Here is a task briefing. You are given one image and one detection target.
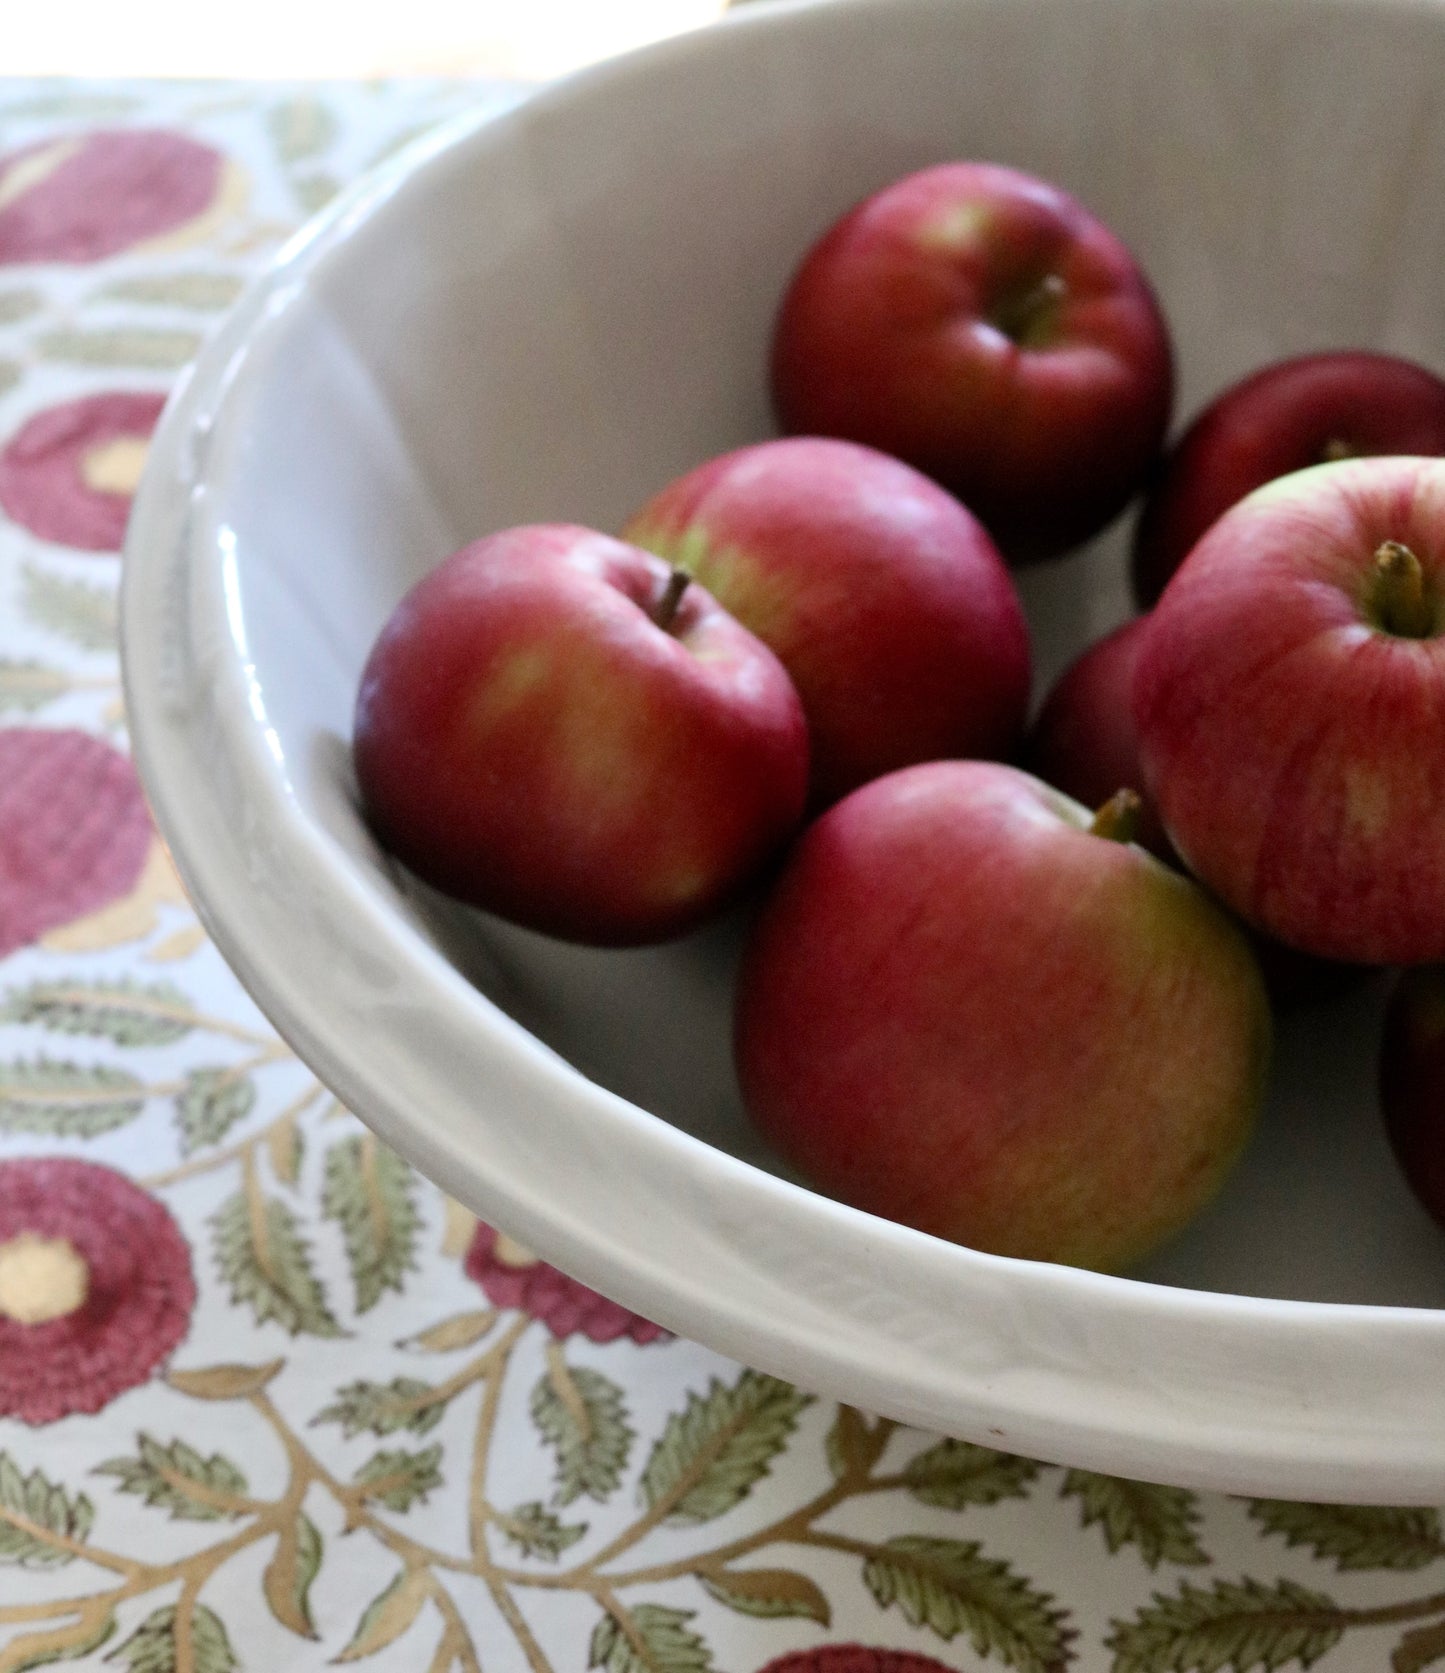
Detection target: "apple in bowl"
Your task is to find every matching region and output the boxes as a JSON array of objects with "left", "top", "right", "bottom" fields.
[
  {"left": 769, "top": 162, "right": 1174, "bottom": 562},
  {"left": 1135, "top": 455, "right": 1445, "bottom": 965},
  {"left": 624, "top": 436, "right": 1030, "bottom": 805},
  {"left": 734, "top": 760, "right": 1270, "bottom": 1272},
  {"left": 1132, "top": 350, "right": 1445, "bottom": 604},
  {"left": 353, "top": 525, "right": 809, "bottom": 946}
]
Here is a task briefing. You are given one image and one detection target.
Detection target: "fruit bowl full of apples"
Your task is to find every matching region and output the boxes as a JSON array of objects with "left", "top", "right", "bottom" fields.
[{"left": 121, "top": 0, "right": 1445, "bottom": 1504}]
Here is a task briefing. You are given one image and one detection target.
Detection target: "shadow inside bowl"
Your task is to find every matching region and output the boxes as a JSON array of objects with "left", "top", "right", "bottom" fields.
[
  {"left": 412, "top": 880, "right": 802, "bottom": 1178},
  {"left": 312, "top": 723, "right": 1445, "bottom": 1311}
]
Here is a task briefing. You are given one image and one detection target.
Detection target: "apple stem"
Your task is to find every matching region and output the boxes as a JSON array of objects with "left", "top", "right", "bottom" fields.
[
  {"left": 654, "top": 568, "right": 691, "bottom": 632},
  {"left": 990, "top": 272, "right": 1067, "bottom": 348},
  {"left": 1089, "top": 788, "right": 1143, "bottom": 845},
  {"left": 1372, "top": 541, "right": 1435, "bottom": 638},
  {"left": 1320, "top": 437, "right": 1354, "bottom": 463}
]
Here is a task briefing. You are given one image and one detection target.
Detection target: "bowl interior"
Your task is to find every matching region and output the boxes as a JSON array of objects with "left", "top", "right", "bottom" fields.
[{"left": 215, "top": 0, "right": 1445, "bottom": 1309}]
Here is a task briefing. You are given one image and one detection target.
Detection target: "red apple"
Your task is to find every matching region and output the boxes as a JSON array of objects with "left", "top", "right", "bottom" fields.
[
  {"left": 622, "top": 437, "right": 1030, "bottom": 805},
  {"left": 1135, "top": 455, "right": 1445, "bottom": 965},
  {"left": 1024, "top": 616, "right": 1173, "bottom": 861},
  {"left": 353, "top": 524, "right": 808, "bottom": 946},
  {"left": 1132, "top": 350, "right": 1445, "bottom": 605},
  {"left": 734, "top": 760, "right": 1270, "bottom": 1271},
  {"left": 769, "top": 162, "right": 1173, "bottom": 562},
  {"left": 1380, "top": 965, "right": 1445, "bottom": 1228}
]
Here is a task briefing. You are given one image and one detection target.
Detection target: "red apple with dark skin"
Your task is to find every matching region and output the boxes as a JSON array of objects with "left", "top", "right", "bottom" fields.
[
  {"left": 1025, "top": 616, "right": 1174, "bottom": 861},
  {"left": 353, "top": 524, "right": 809, "bottom": 946},
  {"left": 1025, "top": 615, "right": 1364, "bottom": 1006},
  {"left": 623, "top": 436, "right": 1030, "bottom": 806},
  {"left": 769, "top": 162, "right": 1174, "bottom": 562},
  {"left": 1380, "top": 965, "right": 1445, "bottom": 1229},
  {"left": 1133, "top": 350, "right": 1445, "bottom": 605},
  {"left": 1135, "top": 455, "right": 1445, "bottom": 965},
  {"left": 734, "top": 761, "right": 1270, "bottom": 1271}
]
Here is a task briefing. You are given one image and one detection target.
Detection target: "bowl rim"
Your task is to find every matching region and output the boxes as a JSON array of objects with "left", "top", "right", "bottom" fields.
[{"left": 122, "top": 0, "right": 1445, "bottom": 1504}]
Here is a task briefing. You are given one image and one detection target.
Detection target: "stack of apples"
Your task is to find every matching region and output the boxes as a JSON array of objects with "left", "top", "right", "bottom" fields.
[{"left": 353, "top": 160, "right": 1445, "bottom": 1274}]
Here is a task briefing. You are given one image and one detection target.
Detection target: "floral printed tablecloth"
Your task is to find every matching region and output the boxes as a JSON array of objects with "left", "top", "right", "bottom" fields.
[{"left": 1, "top": 74, "right": 1444, "bottom": 1673}]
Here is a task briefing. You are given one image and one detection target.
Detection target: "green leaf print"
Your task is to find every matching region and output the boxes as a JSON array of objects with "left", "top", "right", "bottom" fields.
[
  {"left": 1062, "top": 1470, "right": 1208, "bottom": 1569},
  {"left": 175, "top": 1067, "right": 256, "bottom": 1154},
  {"left": 0, "top": 1057, "right": 145, "bottom": 1137},
  {"left": 1106, "top": 1577, "right": 1345, "bottom": 1673},
  {"left": 588, "top": 1605, "right": 712, "bottom": 1673},
  {"left": 862, "top": 1535, "right": 1071, "bottom": 1672},
  {"left": 98, "top": 274, "right": 245, "bottom": 311},
  {"left": 36, "top": 329, "right": 201, "bottom": 370},
  {"left": 1248, "top": 1500, "right": 1443, "bottom": 1571},
  {"left": 105, "top": 1605, "right": 238, "bottom": 1673},
  {"left": 499, "top": 1500, "right": 588, "bottom": 1561},
  {"left": 210, "top": 1188, "right": 343, "bottom": 1338},
  {"left": 530, "top": 1362, "right": 633, "bottom": 1506},
  {"left": 905, "top": 1438, "right": 1040, "bottom": 1509},
  {"left": 20, "top": 567, "right": 116, "bottom": 652},
  {"left": 321, "top": 1135, "right": 420, "bottom": 1312},
  {"left": 0, "top": 979, "right": 195, "bottom": 1046},
  {"left": 94, "top": 1436, "right": 249, "bottom": 1522},
  {"left": 639, "top": 1369, "right": 810, "bottom": 1525},
  {"left": 353, "top": 1445, "right": 444, "bottom": 1514},
  {"left": 0, "top": 1454, "right": 94, "bottom": 1567},
  {"left": 313, "top": 1376, "right": 448, "bottom": 1438}
]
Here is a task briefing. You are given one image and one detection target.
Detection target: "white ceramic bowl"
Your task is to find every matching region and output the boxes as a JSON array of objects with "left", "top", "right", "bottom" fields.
[{"left": 123, "top": 0, "right": 1445, "bottom": 1503}]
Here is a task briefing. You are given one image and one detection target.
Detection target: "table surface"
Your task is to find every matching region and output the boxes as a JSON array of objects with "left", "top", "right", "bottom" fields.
[{"left": 2, "top": 75, "right": 1444, "bottom": 1673}]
